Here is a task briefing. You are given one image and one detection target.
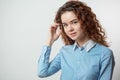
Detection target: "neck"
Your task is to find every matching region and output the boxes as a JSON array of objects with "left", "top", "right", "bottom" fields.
[{"left": 76, "top": 37, "right": 90, "bottom": 47}]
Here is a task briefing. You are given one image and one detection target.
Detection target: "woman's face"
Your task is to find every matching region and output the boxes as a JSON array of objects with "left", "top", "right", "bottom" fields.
[{"left": 61, "top": 11, "right": 85, "bottom": 41}]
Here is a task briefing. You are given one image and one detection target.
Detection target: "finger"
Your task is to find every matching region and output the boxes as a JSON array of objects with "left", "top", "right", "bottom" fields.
[
  {"left": 50, "top": 23, "right": 60, "bottom": 32},
  {"left": 51, "top": 23, "right": 59, "bottom": 27},
  {"left": 56, "top": 25, "right": 62, "bottom": 36},
  {"left": 57, "top": 29, "right": 62, "bottom": 36}
]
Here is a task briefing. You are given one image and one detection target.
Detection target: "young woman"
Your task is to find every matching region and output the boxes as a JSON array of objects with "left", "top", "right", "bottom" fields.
[{"left": 38, "top": 1, "right": 115, "bottom": 80}]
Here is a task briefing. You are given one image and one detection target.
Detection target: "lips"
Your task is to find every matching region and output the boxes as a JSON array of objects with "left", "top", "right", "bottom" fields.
[{"left": 69, "top": 32, "right": 77, "bottom": 37}]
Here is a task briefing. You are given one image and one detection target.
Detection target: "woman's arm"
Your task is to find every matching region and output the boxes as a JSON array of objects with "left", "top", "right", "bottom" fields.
[
  {"left": 38, "top": 23, "right": 62, "bottom": 78},
  {"left": 98, "top": 49, "right": 115, "bottom": 80},
  {"left": 38, "top": 45, "right": 61, "bottom": 78},
  {"left": 46, "top": 23, "right": 61, "bottom": 47}
]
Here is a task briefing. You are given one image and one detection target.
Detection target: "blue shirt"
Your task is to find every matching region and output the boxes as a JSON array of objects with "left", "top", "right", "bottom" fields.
[{"left": 38, "top": 40, "right": 115, "bottom": 80}]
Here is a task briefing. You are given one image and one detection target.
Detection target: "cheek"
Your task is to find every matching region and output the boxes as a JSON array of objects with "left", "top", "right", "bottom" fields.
[
  {"left": 76, "top": 26, "right": 82, "bottom": 32},
  {"left": 62, "top": 28, "right": 68, "bottom": 36},
  {"left": 63, "top": 28, "right": 68, "bottom": 34},
  {"left": 79, "top": 29, "right": 84, "bottom": 34},
  {"left": 76, "top": 27, "right": 84, "bottom": 35}
]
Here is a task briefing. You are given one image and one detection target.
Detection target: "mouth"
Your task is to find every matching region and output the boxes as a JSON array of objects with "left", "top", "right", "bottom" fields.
[{"left": 69, "top": 32, "right": 77, "bottom": 37}]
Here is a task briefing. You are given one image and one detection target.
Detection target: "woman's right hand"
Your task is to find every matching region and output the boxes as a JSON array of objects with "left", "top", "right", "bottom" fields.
[{"left": 46, "top": 23, "right": 61, "bottom": 47}]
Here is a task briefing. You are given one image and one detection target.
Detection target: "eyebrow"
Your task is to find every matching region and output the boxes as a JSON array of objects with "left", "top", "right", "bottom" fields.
[
  {"left": 62, "top": 19, "right": 78, "bottom": 24},
  {"left": 71, "top": 19, "right": 78, "bottom": 22}
]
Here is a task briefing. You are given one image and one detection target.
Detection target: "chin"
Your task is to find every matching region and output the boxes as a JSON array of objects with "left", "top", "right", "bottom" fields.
[{"left": 70, "top": 37, "right": 78, "bottom": 41}]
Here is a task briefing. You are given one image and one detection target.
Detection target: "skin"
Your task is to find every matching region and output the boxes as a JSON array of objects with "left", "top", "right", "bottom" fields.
[{"left": 46, "top": 11, "right": 89, "bottom": 47}]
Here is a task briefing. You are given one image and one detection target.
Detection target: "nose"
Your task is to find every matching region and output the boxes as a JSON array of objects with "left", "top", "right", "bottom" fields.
[{"left": 68, "top": 24, "right": 74, "bottom": 32}]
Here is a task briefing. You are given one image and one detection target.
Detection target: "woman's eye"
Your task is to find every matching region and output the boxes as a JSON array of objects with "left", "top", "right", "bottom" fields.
[
  {"left": 72, "top": 21, "right": 78, "bottom": 24},
  {"left": 62, "top": 24, "right": 67, "bottom": 27}
]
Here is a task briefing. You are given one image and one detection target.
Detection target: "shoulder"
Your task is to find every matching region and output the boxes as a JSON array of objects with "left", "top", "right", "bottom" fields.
[
  {"left": 95, "top": 43, "right": 113, "bottom": 57},
  {"left": 95, "top": 44, "right": 115, "bottom": 65}
]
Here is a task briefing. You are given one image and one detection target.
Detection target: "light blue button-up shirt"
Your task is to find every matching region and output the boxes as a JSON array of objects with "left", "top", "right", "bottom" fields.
[{"left": 38, "top": 40, "right": 115, "bottom": 80}]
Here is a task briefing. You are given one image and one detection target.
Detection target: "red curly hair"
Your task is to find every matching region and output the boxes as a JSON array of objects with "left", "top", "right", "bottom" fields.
[{"left": 54, "top": 1, "right": 109, "bottom": 47}]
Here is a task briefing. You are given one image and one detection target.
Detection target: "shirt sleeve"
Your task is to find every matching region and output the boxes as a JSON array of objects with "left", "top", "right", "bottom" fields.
[
  {"left": 98, "top": 49, "right": 115, "bottom": 80},
  {"left": 38, "top": 45, "right": 61, "bottom": 78}
]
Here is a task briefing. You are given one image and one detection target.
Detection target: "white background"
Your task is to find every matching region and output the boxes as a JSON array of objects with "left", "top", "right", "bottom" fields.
[{"left": 0, "top": 0, "right": 120, "bottom": 80}]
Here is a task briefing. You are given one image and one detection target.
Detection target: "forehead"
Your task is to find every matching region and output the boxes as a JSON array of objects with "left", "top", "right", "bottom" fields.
[{"left": 61, "top": 11, "right": 78, "bottom": 23}]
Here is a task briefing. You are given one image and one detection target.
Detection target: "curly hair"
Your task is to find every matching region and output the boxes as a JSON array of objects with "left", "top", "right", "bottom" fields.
[{"left": 54, "top": 1, "right": 109, "bottom": 47}]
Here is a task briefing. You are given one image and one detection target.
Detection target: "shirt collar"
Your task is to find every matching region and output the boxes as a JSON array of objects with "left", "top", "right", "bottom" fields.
[{"left": 73, "top": 39, "right": 96, "bottom": 52}]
